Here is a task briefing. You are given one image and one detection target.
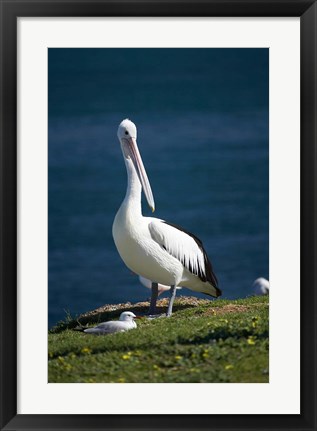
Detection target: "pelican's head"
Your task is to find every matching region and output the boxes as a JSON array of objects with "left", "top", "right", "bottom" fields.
[
  {"left": 117, "top": 119, "right": 155, "bottom": 212},
  {"left": 117, "top": 118, "right": 137, "bottom": 141},
  {"left": 119, "top": 311, "right": 137, "bottom": 322}
]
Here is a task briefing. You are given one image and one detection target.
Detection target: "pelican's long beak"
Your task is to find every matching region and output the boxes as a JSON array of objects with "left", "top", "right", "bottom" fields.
[{"left": 122, "top": 137, "right": 155, "bottom": 212}]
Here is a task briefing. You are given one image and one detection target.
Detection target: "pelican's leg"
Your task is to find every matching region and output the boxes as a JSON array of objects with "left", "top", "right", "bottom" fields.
[
  {"left": 148, "top": 282, "right": 159, "bottom": 315},
  {"left": 166, "top": 285, "right": 177, "bottom": 317}
]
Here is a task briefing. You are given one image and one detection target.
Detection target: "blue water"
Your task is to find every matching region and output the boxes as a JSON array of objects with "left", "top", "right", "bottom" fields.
[{"left": 48, "top": 48, "right": 269, "bottom": 328}]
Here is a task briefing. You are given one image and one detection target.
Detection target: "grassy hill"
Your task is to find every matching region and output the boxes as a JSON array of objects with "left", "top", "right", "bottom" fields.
[{"left": 48, "top": 295, "right": 269, "bottom": 383}]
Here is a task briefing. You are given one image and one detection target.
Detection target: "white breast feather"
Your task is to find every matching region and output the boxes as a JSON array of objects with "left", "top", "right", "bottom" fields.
[{"left": 148, "top": 220, "right": 205, "bottom": 278}]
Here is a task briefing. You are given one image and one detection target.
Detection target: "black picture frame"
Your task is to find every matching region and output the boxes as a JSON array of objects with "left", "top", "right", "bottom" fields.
[{"left": 1, "top": 1, "right": 316, "bottom": 430}]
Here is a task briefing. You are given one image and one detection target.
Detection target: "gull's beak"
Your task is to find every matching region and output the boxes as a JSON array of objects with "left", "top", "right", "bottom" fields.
[{"left": 122, "top": 137, "right": 155, "bottom": 212}]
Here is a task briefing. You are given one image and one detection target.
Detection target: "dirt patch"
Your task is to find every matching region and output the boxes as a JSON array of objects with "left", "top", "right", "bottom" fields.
[
  {"left": 79, "top": 296, "right": 211, "bottom": 320},
  {"left": 76, "top": 297, "right": 254, "bottom": 323},
  {"left": 203, "top": 304, "right": 250, "bottom": 316}
]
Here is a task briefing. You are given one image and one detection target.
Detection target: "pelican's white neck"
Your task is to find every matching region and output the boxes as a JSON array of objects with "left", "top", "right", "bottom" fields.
[{"left": 121, "top": 157, "right": 142, "bottom": 217}]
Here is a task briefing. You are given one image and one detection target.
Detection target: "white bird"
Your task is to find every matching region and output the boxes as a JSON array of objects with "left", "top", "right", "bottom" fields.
[
  {"left": 139, "top": 275, "right": 182, "bottom": 295},
  {"left": 83, "top": 311, "right": 138, "bottom": 335},
  {"left": 253, "top": 277, "right": 269, "bottom": 296},
  {"left": 112, "top": 119, "right": 221, "bottom": 316}
]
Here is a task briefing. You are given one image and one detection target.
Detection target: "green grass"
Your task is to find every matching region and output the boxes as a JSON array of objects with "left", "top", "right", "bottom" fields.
[{"left": 48, "top": 295, "right": 269, "bottom": 383}]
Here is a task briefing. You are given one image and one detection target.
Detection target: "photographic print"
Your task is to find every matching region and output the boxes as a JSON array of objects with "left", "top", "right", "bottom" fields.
[
  {"left": 1, "top": 0, "right": 315, "bottom": 426},
  {"left": 48, "top": 48, "right": 269, "bottom": 383}
]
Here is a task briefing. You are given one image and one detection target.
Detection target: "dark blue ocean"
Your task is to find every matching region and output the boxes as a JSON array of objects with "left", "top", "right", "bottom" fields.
[{"left": 48, "top": 48, "right": 269, "bottom": 328}]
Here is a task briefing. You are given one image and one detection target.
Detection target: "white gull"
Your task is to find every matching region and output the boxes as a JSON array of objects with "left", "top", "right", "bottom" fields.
[
  {"left": 84, "top": 311, "right": 138, "bottom": 335},
  {"left": 253, "top": 278, "right": 269, "bottom": 296}
]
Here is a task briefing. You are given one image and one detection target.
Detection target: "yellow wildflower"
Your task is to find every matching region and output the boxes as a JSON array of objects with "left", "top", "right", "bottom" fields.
[
  {"left": 81, "top": 347, "right": 92, "bottom": 354},
  {"left": 252, "top": 317, "right": 259, "bottom": 328},
  {"left": 225, "top": 364, "right": 234, "bottom": 370},
  {"left": 202, "top": 349, "right": 209, "bottom": 358},
  {"left": 64, "top": 363, "right": 73, "bottom": 371},
  {"left": 122, "top": 351, "right": 133, "bottom": 360},
  {"left": 247, "top": 336, "right": 256, "bottom": 345}
]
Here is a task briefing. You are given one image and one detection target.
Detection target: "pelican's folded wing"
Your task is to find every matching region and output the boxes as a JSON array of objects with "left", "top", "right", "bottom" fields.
[{"left": 148, "top": 220, "right": 218, "bottom": 288}]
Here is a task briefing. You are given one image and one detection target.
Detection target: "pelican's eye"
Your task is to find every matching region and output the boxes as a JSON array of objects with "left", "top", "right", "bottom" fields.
[{"left": 125, "top": 130, "right": 129, "bottom": 135}]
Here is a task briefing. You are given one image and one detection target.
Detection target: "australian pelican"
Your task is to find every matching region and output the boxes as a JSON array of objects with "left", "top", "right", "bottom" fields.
[{"left": 112, "top": 119, "right": 221, "bottom": 316}]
